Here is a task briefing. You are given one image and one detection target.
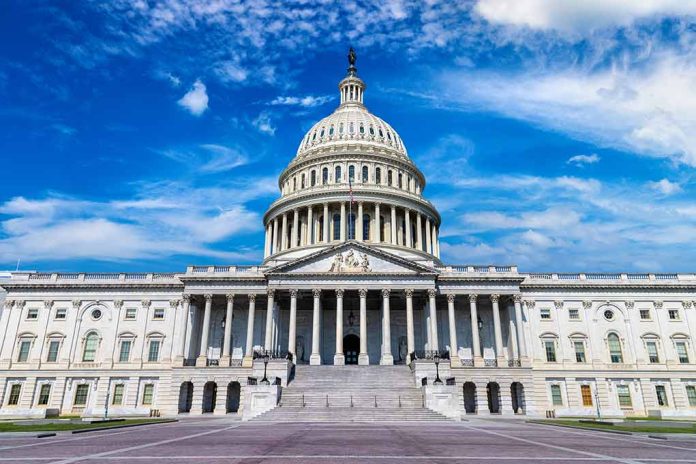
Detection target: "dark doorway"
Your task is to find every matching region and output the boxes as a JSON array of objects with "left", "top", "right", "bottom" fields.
[
  {"left": 226, "top": 382, "right": 241, "bottom": 413},
  {"left": 487, "top": 382, "right": 500, "bottom": 414},
  {"left": 202, "top": 381, "right": 217, "bottom": 413},
  {"left": 344, "top": 334, "right": 359, "bottom": 364},
  {"left": 178, "top": 382, "right": 193, "bottom": 413},
  {"left": 463, "top": 382, "right": 477, "bottom": 414},
  {"left": 511, "top": 382, "right": 525, "bottom": 414}
]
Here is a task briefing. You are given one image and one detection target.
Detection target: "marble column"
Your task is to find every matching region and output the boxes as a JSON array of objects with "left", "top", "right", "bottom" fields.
[
  {"left": 196, "top": 294, "right": 212, "bottom": 366},
  {"left": 390, "top": 205, "right": 397, "bottom": 245},
  {"left": 447, "top": 294, "right": 459, "bottom": 363},
  {"left": 307, "top": 206, "right": 313, "bottom": 245},
  {"left": 334, "top": 289, "right": 345, "bottom": 365},
  {"left": 176, "top": 294, "right": 191, "bottom": 363},
  {"left": 358, "top": 289, "right": 369, "bottom": 365},
  {"left": 340, "top": 202, "right": 346, "bottom": 241},
  {"left": 491, "top": 294, "right": 505, "bottom": 364},
  {"left": 264, "top": 289, "right": 275, "bottom": 351},
  {"left": 292, "top": 209, "right": 299, "bottom": 248},
  {"left": 264, "top": 225, "right": 271, "bottom": 257},
  {"left": 272, "top": 217, "right": 279, "bottom": 254},
  {"left": 243, "top": 294, "right": 256, "bottom": 367},
  {"left": 469, "top": 294, "right": 482, "bottom": 365},
  {"left": 380, "top": 289, "right": 393, "bottom": 365},
  {"left": 428, "top": 289, "right": 439, "bottom": 352},
  {"left": 513, "top": 295, "right": 526, "bottom": 360},
  {"left": 404, "top": 209, "right": 411, "bottom": 248},
  {"left": 281, "top": 213, "right": 288, "bottom": 250},
  {"left": 357, "top": 202, "right": 364, "bottom": 241},
  {"left": 431, "top": 226, "right": 438, "bottom": 258},
  {"left": 288, "top": 289, "right": 297, "bottom": 363},
  {"left": 221, "top": 294, "right": 234, "bottom": 366},
  {"left": 425, "top": 217, "right": 432, "bottom": 254},
  {"left": 374, "top": 203, "right": 381, "bottom": 243},
  {"left": 416, "top": 213, "right": 423, "bottom": 251},
  {"left": 405, "top": 289, "right": 415, "bottom": 362},
  {"left": 310, "top": 289, "right": 322, "bottom": 365},
  {"left": 323, "top": 202, "right": 329, "bottom": 243}
]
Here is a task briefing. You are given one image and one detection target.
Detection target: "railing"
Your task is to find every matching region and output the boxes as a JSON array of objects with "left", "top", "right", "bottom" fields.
[
  {"left": 253, "top": 349, "right": 293, "bottom": 361},
  {"left": 525, "top": 272, "right": 693, "bottom": 282},
  {"left": 508, "top": 359, "right": 522, "bottom": 367},
  {"left": 483, "top": 359, "right": 498, "bottom": 367},
  {"left": 206, "top": 359, "right": 220, "bottom": 367},
  {"left": 410, "top": 350, "right": 450, "bottom": 361},
  {"left": 460, "top": 358, "right": 474, "bottom": 367}
]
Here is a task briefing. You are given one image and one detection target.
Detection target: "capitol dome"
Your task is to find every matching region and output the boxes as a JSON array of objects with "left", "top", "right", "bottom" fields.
[{"left": 262, "top": 49, "right": 441, "bottom": 264}]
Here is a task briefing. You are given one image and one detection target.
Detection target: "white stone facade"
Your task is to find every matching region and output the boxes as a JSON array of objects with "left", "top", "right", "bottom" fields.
[{"left": 1, "top": 54, "right": 695, "bottom": 420}]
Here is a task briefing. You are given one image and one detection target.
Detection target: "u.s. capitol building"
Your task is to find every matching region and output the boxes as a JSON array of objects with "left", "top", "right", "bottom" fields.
[{"left": 1, "top": 52, "right": 695, "bottom": 421}]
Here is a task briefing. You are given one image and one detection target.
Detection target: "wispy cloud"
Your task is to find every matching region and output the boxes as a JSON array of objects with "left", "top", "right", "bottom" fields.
[
  {"left": 567, "top": 153, "right": 600, "bottom": 166},
  {"left": 648, "top": 178, "right": 682, "bottom": 196},
  {"left": 178, "top": 79, "right": 208, "bottom": 116},
  {"left": 158, "top": 144, "right": 249, "bottom": 173},
  {"left": 252, "top": 111, "right": 275, "bottom": 135},
  {"left": 269, "top": 95, "right": 333, "bottom": 107}
]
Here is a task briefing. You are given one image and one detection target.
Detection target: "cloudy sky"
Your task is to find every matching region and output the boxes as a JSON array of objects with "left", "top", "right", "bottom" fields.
[{"left": 1, "top": 0, "right": 695, "bottom": 273}]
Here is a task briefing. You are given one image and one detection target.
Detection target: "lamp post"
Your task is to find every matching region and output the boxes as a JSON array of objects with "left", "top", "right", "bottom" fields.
[
  {"left": 260, "top": 353, "right": 270, "bottom": 385},
  {"left": 594, "top": 382, "right": 601, "bottom": 420},
  {"left": 433, "top": 352, "right": 443, "bottom": 385},
  {"left": 104, "top": 389, "right": 110, "bottom": 420}
]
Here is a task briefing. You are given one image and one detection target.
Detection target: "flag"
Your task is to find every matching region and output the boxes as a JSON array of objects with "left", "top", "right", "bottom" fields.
[{"left": 348, "top": 177, "right": 355, "bottom": 205}]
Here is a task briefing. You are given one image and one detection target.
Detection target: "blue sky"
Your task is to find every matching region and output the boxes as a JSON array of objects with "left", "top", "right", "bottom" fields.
[{"left": 1, "top": 1, "right": 695, "bottom": 273}]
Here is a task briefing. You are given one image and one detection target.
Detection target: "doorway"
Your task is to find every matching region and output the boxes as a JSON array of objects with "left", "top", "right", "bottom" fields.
[{"left": 344, "top": 334, "right": 360, "bottom": 364}]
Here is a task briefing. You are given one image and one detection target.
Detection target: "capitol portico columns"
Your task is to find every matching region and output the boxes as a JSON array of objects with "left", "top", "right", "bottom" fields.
[
  {"left": 243, "top": 294, "right": 256, "bottom": 367},
  {"left": 428, "top": 289, "right": 439, "bottom": 352},
  {"left": 357, "top": 202, "right": 363, "bottom": 241},
  {"left": 281, "top": 213, "right": 288, "bottom": 250},
  {"left": 358, "top": 289, "right": 369, "bottom": 365},
  {"left": 310, "top": 289, "right": 322, "bottom": 365},
  {"left": 288, "top": 290, "right": 298, "bottom": 362},
  {"left": 374, "top": 204, "right": 381, "bottom": 244},
  {"left": 513, "top": 294, "right": 526, "bottom": 361},
  {"left": 380, "top": 289, "right": 393, "bottom": 365},
  {"left": 292, "top": 209, "right": 299, "bottom": 248},
  {"left": 306, "top": 206, "right": 313, "bottom": 245},
  {"left": 196, "top": 294, "right": 213, "bottom": 366},
  {"left": 264, "top": 289, "right": 275, "bottom": 351},
  {"left": 390, "top": 206, "right": 397, "bottom": 244},
  {"left": 491, "top": 294, "right": 505, "bottom": 365},
  {"left": 323, "top": 203, "right": 329, "bottom": 244},
  {"left": 176, "top": 294, "right": 191, "bottom": 363},
  {"left": 340, "top": 203, "right": 346, "bottom": 241},
  {"left": 334, "top": 289, "right": 345, "bottom": 365},
  {"left": 405, "top": 289, "right": 415, "bottom": 362},
  {"left": 469, "top": 294, "right": 482, "bottom": 366},
  {"left": 425, "top": 218, "right": 432, "bottom": 254},
  {"left": 221, "top": 293, "right": 234, "bottom": 366},
  {"left": 447, "top": 294, "right": 459, "bottom": 365},
  {"left": 416, "top": 214, "right": 423, "bottom": 251}
]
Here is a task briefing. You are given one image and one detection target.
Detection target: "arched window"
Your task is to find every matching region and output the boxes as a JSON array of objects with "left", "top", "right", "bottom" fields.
[
  {"left": 339, "top": 123, "right": 344, "bottom": 134},
  {"left": 608, "top": 333, "right": 623, "bottom": 363},
  {"left": 332, "top": 214, "right": 341, "bottom": 240},
  {"left": 362, "top": 166, "right": 368, "bottom": 183},
  {"left": 369, "top": 126, "right": 375, "bottom": 136},
  {"left": 318, "top": 216, "right": 324, "bottom": 242},
  {"left": 310, "top": 170, "right": 316, "bottom": 187},
  {"left": 292, "top": 177, "right": 297, "bottom": 191},
  {"left": 322, "top": 167, "right": 328, "bottom": 185},
  {"left": 82, "top": 332, "right": 99, "bottom": 362},
  {"left": 359, "top": 124, "right": 365, "bottom": 134},
  {"left": 348, "top": 213, "right": 356, "bottom": 240},
  {"left": 375, "top": 167, "right": 381, "bottom": 184},
  {"left": 398, "top": 173, "right": 403, "bottom": 188},
  {"left": 329, "top": 125, "right": 334, "bottom": 136},
  {"left": 335, "top": 166, "right": 342, "bottom": 182},
  {"left": 349, "top": 165, "right": 355, "bottom": 182},
  {"left": 363, "top": 214, "right": 370, "bottom": 240},
  {"left": 387, "top": 170, "right": 393, "bottom": 186},
  {"left": 320, "top": 127, "right": 325, "bottom": 137},
  {"left": 301, "top": 173, "right": 306, "bottom": 188}
]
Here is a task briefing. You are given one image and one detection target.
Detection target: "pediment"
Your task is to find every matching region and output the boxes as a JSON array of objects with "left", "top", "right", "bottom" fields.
[{"left": 266, "top": 242, "right": 437, "bottom": 276}]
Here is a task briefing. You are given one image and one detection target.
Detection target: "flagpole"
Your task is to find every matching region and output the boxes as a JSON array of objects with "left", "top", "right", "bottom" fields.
[{"left": 349, "top": 178, "right": 353, "bottom": 240}]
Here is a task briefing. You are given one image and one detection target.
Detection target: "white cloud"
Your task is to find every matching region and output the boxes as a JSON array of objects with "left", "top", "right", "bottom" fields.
[
  {"left": 648, "top": 178, "right": 682, "bottom": 196},
  {"left": 269, "top": 95, "right": 333, "bottom": 107},
  {"left": 167, "top": 72, "right": 181, "bottom": 87},
  {"left": 198, "top": 144, "right": 248, "bottom": 172},
  {"left": 177, "top": 79, "right": 208, "bottom": 116},
  {"left": 475, "top": 0, "right": 696, "bottom": 34},
  {"left": 567, "top": 153, "right": 600, "bottom": 166},
  {"left": 252, "top": 111, "right": 275, "bottom": 135}
]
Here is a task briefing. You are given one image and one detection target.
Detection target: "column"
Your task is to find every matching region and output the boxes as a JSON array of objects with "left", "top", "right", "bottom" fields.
[
  {"left": 334, "top": 289, "right": 345, "bottom": 365},
  {"left": 416, "top": 213, "right": 423, "bottom": 251},
  {"left": 358, "top": 289, "right": 369, "bottom": 365},
  {"left": 428, "top": 289, "right": 439, "bottom": 352},
  {"left": 307, "top": 206, "right": 313, "bottom": 245},
  {"left": 272, "top": 217, "right": 279, "bottom": 254},
  {"left": 176, "top": 294, "right": 191, "bottom": 362},
  {"left": 435, "top": 227, "right": 441, "bottom": 258},
  {"left": 340, "top": 202, "right": 346, "bottom": 241},
  {"left": 221, "top": 293, "right": 234, "bottom": 366},
  {"left": 196, "top": 294, "right": 212, "bottom": 366},
  {"left": 431, "top": 226, "right": 438, "bottom": 258},
  {"left": 491, "top": 294, "right": 505, "bottom": 365},
  {"left": 323, "top": 203, "right": 329, "bottom": 243},
  {"left": 292, "top": 209, "right": 299, "bottom": 248},
  {"left": 405, "top": 289, "right": 415, "bottom": 363},
  {"left": 447, "top": 294, "right": 459, "bottom": 364},
  {"left": 281, "top": 212, "right": 288, "bottom": 250},
  {"left": 380, "top": 289, "right": 393, "bottom": 365},
  {"left": 374, "top": 203, "right": 381, "bottom": 244},
  {"left": 404, "top": 209, "right": 411, "bottom": 248},
  {"left": 425, "top": 217, "right": 432, "bottom": 254},
  {"left": 264, "top": 289, "right": 275, "bottom": 351},
  {"left": 264, "top": 224, "right": 271, "bottom": 257},
  {"left": 513, "top": 295, "right": 527, "bottom": 360},
  {"left": 288, "top": 290, "right": 298, "bottom": 363},
  {"left": 310, "top": 289, "right": 322, "bottom": 365},
  {"left": 243, "top": 294, "right": 256, "bottom": 367},
  {"left": 357, "top": 202, "right": 363, "bottom": 241},
  {"left": 469, "top": 294, "right": 482, "bottom": 365},
  {"left": 390, "top": 205, "right": 397, "bottom": 245}
]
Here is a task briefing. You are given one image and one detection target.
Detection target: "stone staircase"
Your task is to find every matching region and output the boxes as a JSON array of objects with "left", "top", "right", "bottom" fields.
[{"left": 252, "top": 365, "right": 451, "bottom": 422}]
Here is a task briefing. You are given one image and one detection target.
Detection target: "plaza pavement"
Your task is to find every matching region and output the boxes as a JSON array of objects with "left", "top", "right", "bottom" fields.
[{"left": 1, "top": 417, "right": 695, "bottom": 463}]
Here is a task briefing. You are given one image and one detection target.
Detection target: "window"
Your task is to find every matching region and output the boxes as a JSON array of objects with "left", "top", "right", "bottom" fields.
[
  {"left": 119, "top": 340, "right": 132, "bottom": 362},
  {"left": 655, "top": 385, "right": 669, "bottom": 406},
  {"left": 153, "top": 308, "right": 165, "bottom": 320},
  {"left": 686, "top": 386, "right": 696, "bottom": 407},
  {"left": 550, "top": 385, "right": 563, "bottom": 406},
  {"left": 540, "top": 309, "right": 551, "bottom": 320},
  {"left": 375, "top": 167, "right": 381, "bottom": 184},
  {"left": 46, "top": 340, "right": 60, "bottom": 363},
  {"left": 608, "top": 333, "right": 623, "bottom": 363},
  {"left": 7, "top": 384, "right": 21, "bottom": 405},
  {"left": 125, "top": 308, "right": 137, "bottom": 320},
  {"left": 646, "top": 341, "right": 659, "bottom": 363},
  {"left": 147, "top": 339, "right": 161, "bottom": 362},
  {"left": 74, "top": 384, "right": 89, "bottom": 406},
  {"left": 568, "top": 309, "right": 579, "bottom": 320},
  {"left": 603, "top": 309, "right": 614, "bottom": 321},
  {"left": 37, "top": 384, "right": 51, "bottom": 405},
  {"left": 17, "top": 340, "right": 31, "bottom": 362},
  {"left": 55, "top": 308, "right": 67, "bottom": 320},
  {"left": 332, "top": 213, "right": 341, "bottom": 240},
  {"left": 676, "top": 342, "right": 690, "bottom": 364},
  {"left": 387, "top": 170, "right": 393, "bottom": 186},
  {"left": 310, "top": 170, "right": 316, "bottom": 186},
  {"left": 82, "top": 333, "right": 99, "bottom": 362},
  {"left": 112, "top": 384, "right": 124, "bottom": 405},
  {"left": 292, "top": 177, "right": 297, "bottom": 190},
  {"left": 616, "top": 384, "right": 632, "bottom": 408},
  {"left": 301, "top": 173, "right": 306, "bottom": 188},
  {"left": 640, "top": 309, "right": 651, "bottom": 320},
  {"left": 142, "top": 384, "right": 154, "bottom": 405},
  {"left": 318, "top": 216, "right": 324, "bottom": 242},
  {"left": 669, "top": 309, "right": 679, "bottom": 320},
  {"left": 347, "top": 213, "right": 356, "bottom": 240},
  {"left": 362, "top": 166, "right": 368, "bottom": 182},
  {"left": 90, "top": 308, "right": 102, "bottom": 320},
  {"left": 574, "top": 341, "right": 586, "bottom": 363},
  {"left": 322, "top": 167, "right": 328, "bottom": 185},
  {"left": 26, "top": 309, "right": 39, "bottom": 320},
  {"left": 335, "top": 166, "right": 342, "bottom": 182},
  {"left": 363, "top": 214, "right": 370, "bottom": 240},
  {"left": 581, "top": 385, "right": 593, "bottom": 407},
  {"left": 544, "top": 340, "right": 556, "bottom": 362},
  {"left": 398, "top": 173, "right": 403, "bottom": 188},
  {"left": 348, "top": 165, "right": 355, "bottom": 182}
]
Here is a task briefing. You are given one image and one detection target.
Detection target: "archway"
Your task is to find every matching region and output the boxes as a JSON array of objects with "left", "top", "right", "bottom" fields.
[
  {"left": 344, "top": 334, "right": 360, "bottom": 364},
  {"left": 463, "top": 382, "right": 477, "bottom": 414},
  {"left": 511, "top": 382, "right": 525, "bottom": 414},
  {"left": 178, "top": 382, "right": 193, "bottom": 413},
  {"left": 202, "top": 381, "right": 217, "bottom": 413},
  {"left": 226, "top": 381, "right": 241, "bottom": 413},
  {"left": 487, "top": 382, "right": 500, "bottom": 414}
]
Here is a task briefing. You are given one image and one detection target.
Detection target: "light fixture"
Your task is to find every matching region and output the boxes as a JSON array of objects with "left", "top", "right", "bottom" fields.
[{"left": 478, "top": 317, "right": 483, "bottom": 330}]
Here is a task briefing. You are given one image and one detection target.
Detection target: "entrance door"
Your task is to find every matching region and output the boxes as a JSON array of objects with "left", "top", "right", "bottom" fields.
[{"left": 344, "top": 334, "right": 360, "bottom": 364}]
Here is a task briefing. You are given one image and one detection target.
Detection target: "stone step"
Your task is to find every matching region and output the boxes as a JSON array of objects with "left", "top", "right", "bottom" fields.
[{"left": 253, "top": 407, "right": 451, "bottom": 422}]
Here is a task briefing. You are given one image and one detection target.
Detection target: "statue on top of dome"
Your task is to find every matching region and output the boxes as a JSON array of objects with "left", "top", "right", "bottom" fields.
[{"left": 348, "top": 47, "right": 356, "bottom": 66}]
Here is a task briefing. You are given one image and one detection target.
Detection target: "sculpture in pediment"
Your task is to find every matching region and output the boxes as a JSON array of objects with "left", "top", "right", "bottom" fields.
[{"left": 328, "top": 250, "right": 371, "bottom": 273}]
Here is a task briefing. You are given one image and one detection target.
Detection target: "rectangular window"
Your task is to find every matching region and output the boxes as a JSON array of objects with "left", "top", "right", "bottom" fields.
[
  {"left": 568, "top": 308, "right": 580, "bottom": 320},
  {"left": 46, "top": 340, "right": 60, "bottom": 363},
  {"left": 639, "top": 309, "right": 650, "bottom": 320},
  {"left": 112, "top": 384, "right": 124, "bottom": 405},
  {"left": 676, "top": 342, "right": 690, "bottom": 364},
  {"left": 550, "top": 384, "right": 563, "bottom": 406},
  {"left": 574, "top": 341, "right": 586, "bottom": 363},
  {"left": 544, "top": 341, "right": 556, "bottom": 362},
  {"left": 616, "top": 385, "right": 632, "bottom": 408},
  {"left": 119, "top": 340, "right": 132, "bottom": 362},
  {"left": 125, "top": 308, "right": 137, "bottom": 320},
  {"left": 668, "top": 309, "right": 679, "bottom": 320},
  {"left": 646, "top": 342, "right": 659, "bottom": 363},
  {"left": 37, "top": 384, "right": 51, "bottom": 405},
  {"left": 581, "top": 385, "right": 593, "bottom": 407},
  {"left": 17, "top": 340, "right": 31, "bottom": 362},
  {"left": 7, "top": 384, "right": 21, "bottom": 405},
  {"left": 142, "top": 384, "right": 154, "bottom": 405},
  {"left": 55, "top": 308, "right": 67, "bottom": 320},
  {"left": 73, "top": 384, "right": 89, "bottom": 406},
  {"left": 655, "top": 385, "right": 669, "bottom": 407},
  {"left": 26, "top": 308, "right": 39, "bottom": 320},
  {"left": 540, "top": 309, "right": 551, "bottom": 320},
  {"left": 153, "top": 308, "right": 165, "bottom": 320},
  {"left": 82, "top": 336, "right": 98, "bottom": 362},
  {"left": 686, "top": 386, "right": 696, "bottom": 407},
  {"left": 147, "top": 340, "right": 161, "bottom": 362}
]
